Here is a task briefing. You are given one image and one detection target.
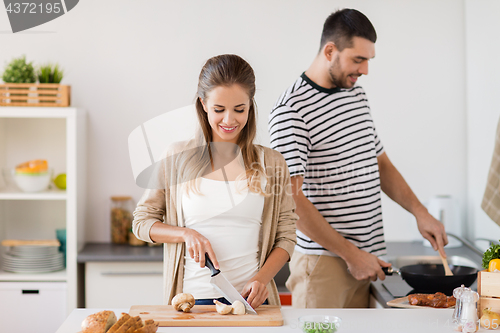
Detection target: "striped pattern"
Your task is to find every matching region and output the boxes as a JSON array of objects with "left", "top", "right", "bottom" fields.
[
  {"left": 482, "top": 117, "right": 500, "bottom": 226},
  {"left": 269, "top": 73, "right": 386, "bottom": 256}
]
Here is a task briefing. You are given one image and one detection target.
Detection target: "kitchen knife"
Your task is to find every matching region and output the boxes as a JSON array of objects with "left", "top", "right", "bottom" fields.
[{"left": 204, "top": 253, "right": 258, "bottom": 315}]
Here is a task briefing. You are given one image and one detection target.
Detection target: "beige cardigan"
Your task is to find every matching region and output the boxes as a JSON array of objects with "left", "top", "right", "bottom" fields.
[{"left": 132, "top": 141, "right": 297, "bottom": 306}]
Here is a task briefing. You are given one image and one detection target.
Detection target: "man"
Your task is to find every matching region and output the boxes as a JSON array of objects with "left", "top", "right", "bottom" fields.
[{"left": 268, "top": 8, "right": 448, "bottom": 308}]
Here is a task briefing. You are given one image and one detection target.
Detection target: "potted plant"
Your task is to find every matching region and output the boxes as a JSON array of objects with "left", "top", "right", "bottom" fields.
[
  {"left": 37, "top": 63, "right": 64, "bottom": 84},
  {"left": 0, "top": 56, "right": 70, "bottom": 107},
  {"left": 1, "top": 55, "right": 36, "bottom": 103},
  {"left": 37, "top": 64, "right": 64, "bottom": 103}
]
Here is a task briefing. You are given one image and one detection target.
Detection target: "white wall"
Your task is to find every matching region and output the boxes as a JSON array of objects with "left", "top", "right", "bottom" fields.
[
  {"left": 0, "top": 0, "right": 474, "bottom": 243},
  {"left": 465, "top": 0, "right": 500, "bottom": 246}
]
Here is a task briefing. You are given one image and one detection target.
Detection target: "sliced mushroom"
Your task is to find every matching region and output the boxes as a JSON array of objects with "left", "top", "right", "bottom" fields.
[
  {"left": 214, "top": 300, "right": 232, "bottom": 315},
  {"left": 172, "top": 293, "right": 195, "bottom": 312},
  {"left": 231, "top": 300, "right": 246, "bottom": 315}
]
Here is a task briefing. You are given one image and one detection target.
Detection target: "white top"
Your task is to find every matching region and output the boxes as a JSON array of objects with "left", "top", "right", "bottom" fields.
[{"left": 181, "top": 175, "right": 266, "bottom": 299}]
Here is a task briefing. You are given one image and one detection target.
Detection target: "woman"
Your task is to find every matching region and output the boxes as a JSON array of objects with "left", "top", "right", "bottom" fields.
[{"left": 132, "top": 54, "right": 297, "bottom": 309}]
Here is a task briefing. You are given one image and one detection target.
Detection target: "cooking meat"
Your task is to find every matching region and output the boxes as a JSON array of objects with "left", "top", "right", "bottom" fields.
[{"left": 407, "top": 292, "right": 456, "bottom": 308}]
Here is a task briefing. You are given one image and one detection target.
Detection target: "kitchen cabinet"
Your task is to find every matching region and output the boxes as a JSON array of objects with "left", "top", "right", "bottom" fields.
[
  {"left": 78, "top": 243, "right": 164, "bottom": 308},
  {"left": 0, "top": 281, "right": 67, "bottom": 333},
  {"left": 0, "top": 107, "right": 86, "bottom": 316},
  {"left": 85, "top": 261, "right": 163, "bottom": 308}
]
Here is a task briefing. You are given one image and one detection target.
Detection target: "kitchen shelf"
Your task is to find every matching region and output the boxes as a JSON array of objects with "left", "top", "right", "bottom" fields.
[
  {"left": 0, "top": 106, "right": 86, "bottom": 316},
  {"left": 0, "top": 268, "right": 67, "bottom": 282},
  {"left": 0, "top": 189, "right": 67, "bottom": 200},
  {"left": 0, "top": 107, "right": 73, "bottom": 118}
]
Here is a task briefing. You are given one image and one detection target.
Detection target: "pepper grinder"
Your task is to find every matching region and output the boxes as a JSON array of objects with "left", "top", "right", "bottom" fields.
[
  {"left": 452, "top": 285, "right": 471, "bottom": 331},
  {"left": 457, "top": 289, "right": 480, "bottom": 333}
]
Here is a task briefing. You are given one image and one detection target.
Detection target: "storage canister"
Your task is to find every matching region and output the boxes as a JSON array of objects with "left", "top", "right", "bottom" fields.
[{"left": 110, "top": 196, "right": 134, "bottom": 244}]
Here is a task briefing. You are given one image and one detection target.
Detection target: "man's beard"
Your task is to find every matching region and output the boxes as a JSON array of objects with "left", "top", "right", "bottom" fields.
[{"left": 328, "top": 54, "right": 352, "bottom": 89}]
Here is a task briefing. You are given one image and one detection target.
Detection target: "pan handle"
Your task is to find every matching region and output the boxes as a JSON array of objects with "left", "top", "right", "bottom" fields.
[{"left": 382, "top": 266, "right": 400, "bottom": 276}]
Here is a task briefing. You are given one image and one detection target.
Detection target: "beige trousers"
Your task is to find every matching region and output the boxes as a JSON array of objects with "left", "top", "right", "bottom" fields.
[{"left": 285, "top": 251, "right": 370, "bottom": 308}]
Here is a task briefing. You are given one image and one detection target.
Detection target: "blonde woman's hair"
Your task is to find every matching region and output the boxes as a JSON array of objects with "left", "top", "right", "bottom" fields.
[{"left": 179, "top": 54, "right": 267, "bottom": 196}]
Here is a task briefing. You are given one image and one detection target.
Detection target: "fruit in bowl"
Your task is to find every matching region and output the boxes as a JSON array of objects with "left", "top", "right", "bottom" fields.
[
  {"left": 13, "top": 159, "right": 51, "bottom": 192},
  {"left": 15, "top": 159, "right": 48, "bottom": 173}
]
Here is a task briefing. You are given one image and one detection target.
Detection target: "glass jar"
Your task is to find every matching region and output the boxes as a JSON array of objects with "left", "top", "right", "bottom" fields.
[{"left": 110, "top": 196, "right": 134, "bottom": 244}]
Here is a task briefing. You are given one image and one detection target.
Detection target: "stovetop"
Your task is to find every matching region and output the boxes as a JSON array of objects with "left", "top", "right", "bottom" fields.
[
  {"left": 381, "top": 276, "right": 414, "bottom": 297},
  {"left": 370, "top": 241, "right": 483, "bottom": 307}
]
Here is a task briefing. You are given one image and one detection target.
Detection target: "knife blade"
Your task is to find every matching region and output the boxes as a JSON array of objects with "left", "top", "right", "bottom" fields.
[{"left": 205, "top": 253, "right": 258, "bottom": 315}]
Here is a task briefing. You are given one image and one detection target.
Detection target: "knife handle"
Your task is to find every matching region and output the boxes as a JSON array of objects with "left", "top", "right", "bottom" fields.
[{"left": 205, "top": 253, "right": 220, "bottom": 277}]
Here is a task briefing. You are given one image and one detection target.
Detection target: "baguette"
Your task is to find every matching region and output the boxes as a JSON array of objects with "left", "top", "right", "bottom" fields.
[
  {"left": 107, "top": 313, "right": 131, "bottom": 333},
  {"left": 81, "top": 310, "right": 117, "bottom": 333},
  {"left": 125, "top": 320, "right": 143, "bottom": 333},
  {"left": 133, "top": 321, "right": 159, "bottom": 333},
  {"left": 115, "top": 316, "right": 141, "bottom": 333}
]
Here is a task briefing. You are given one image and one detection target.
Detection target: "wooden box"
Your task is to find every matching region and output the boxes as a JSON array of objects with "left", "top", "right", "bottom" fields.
[
  {"left": 0, "top": 83, "right": 71, "bottom": 107},
  {"left": 478, "top": 270, "right": 500, "bottom": 317}
]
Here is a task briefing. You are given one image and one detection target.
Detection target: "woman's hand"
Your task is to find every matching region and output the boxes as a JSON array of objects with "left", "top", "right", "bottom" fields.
[
  {"left": 241, "top": 278, "right": 268, "bottom": 309},
  {"left": 182, "top": 228, "right": 219, "bottom": 269}
]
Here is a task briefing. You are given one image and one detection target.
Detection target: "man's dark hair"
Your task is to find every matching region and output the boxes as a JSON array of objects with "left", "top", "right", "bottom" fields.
[{"left": 320, "top": 8, "right": 377, "bottom": 52}]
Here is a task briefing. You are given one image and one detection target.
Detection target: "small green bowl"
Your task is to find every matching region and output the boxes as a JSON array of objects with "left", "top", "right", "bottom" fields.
[{"left": 298, "top": 315, "right": 341, "bottom": 333}]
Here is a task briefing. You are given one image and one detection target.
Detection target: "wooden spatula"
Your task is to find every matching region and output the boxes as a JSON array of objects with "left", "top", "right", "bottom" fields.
[{"left": 440, "top": 254, "right": 453, "bottom": 276}]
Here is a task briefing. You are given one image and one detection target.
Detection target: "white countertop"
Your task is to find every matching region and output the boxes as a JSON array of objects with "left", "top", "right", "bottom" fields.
[{"left": 56, "top": 307, "right": 490, "bottom": 333}]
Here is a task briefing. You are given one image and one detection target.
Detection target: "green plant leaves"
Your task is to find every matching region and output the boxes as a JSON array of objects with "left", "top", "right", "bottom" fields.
[
  {"left": 1, "top": 56, "right": 64, "bottom": 84},
  {"left": 2, "top": 55, "right": 36, "bottom": 83},
  {"left": 37, "top": 63, "right": 64, "bottom": 83}
]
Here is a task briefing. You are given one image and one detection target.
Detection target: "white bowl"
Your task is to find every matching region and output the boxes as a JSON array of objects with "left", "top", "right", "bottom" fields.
[{"left": 13, "top": 171, "right": 51, "bottom": 192}]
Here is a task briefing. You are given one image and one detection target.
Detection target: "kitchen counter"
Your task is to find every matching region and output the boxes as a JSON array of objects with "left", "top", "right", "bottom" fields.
[
  {"left": 372, "top": 241, "right": 483, "bottom": 308},
  {"left": 77, "top": 242, "right": 163, "bottom": 262},
  {"left": 58, "top": 307, "right": 486, "bottom": 333},
  {"left": 78, "top": 241, "right": 484, "bottom": 308}
]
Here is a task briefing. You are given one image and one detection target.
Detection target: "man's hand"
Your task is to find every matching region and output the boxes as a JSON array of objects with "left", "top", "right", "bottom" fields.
[
  {"left": 344, "top": 248, "right": 392, "bottom": 281},
  {"left": 415, "top": 211, "right": 449, "bottom": 258}
]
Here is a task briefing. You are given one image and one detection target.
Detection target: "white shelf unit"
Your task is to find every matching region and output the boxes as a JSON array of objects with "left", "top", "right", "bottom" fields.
[{"left": 0, "top": 107, "right": 86, "bottom": 315}]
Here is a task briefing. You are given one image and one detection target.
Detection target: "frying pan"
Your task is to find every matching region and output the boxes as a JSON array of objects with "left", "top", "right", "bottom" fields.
[{"left": 383, "top": 264, "right": 478, "bottom": 295}]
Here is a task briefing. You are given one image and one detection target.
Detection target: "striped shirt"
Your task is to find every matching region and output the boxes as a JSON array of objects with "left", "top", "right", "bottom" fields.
[{"left": 268, "top": 73, "right": 386, "bottom": 257}]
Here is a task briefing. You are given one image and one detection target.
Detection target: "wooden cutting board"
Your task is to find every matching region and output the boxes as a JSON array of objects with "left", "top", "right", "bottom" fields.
[{"left": 129, "top": 305, "right": 283, "bottom": 327}]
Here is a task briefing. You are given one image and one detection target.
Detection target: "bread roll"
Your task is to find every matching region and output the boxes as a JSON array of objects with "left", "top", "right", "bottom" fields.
[{"left": 81, "top": 310, "right": 117, "bottom": 333}]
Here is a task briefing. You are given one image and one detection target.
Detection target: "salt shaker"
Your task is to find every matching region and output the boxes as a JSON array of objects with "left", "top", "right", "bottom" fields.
[
  {"left": 458, "top": 289, "right": 480, "bottom": 333},
  {"left": 452, "top": 285, "right": 471, "bottom": 330}
]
